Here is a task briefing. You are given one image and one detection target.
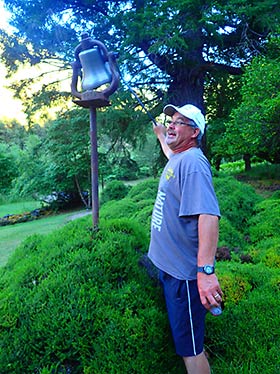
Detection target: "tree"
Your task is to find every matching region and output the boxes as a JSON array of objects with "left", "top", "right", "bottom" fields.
[
  {"left": 2, "top": 0, "right": 279, "bottom": 115},
  {"left": 204, "top": 72, "right": 243, "bottom": 169},
  {"left": 10, "top": 133, "right": 50, "bottom": 197},
  {"left": 0, "top": 142, "right": 19, "bottom": 193},
  {"left": 0, "top": 119, "right": 27, "bottom": 149},
  {"left": 44, "top": 109, "right": 91, "bottom": 201},
  {"left": 224, "top": 37, "right": 280, "bottom": 169}
]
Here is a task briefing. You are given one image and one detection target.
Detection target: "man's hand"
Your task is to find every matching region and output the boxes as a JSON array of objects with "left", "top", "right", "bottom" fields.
[
  {"left": 153, "top": 123, "right": 166, "bottom": 137},
  {"left": 153, "top": 123, "right": 173, "bottom": 159},
  {"left": 197, "top": 272, "right": 223, "bottom": 310}
]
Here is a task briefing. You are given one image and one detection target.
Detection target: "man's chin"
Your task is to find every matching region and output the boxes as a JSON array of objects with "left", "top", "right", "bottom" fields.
[{"left": 166, "top": 137, "right": 176, "bottom": 146}]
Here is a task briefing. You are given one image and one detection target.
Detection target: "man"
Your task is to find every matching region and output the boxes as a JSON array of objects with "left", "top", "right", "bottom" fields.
[{"left": 148, "top": 104, "right": 222, "bottom": 374}]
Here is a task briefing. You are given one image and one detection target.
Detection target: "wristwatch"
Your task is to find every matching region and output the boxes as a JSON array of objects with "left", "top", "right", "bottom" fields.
[{"left": 197, "top": 264, "right": 215, "bottom": 275}]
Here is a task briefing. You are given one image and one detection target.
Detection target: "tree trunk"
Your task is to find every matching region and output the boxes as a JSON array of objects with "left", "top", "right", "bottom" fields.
[
  {"left": 243, "top": 154, "right": 252, "bottom": 171},
  {"left": 74, "top": 175, "right": 89, "bottom": 209},
  {"left": 167, "top": 68, "right": 207, "bottom": 153},
  {"left": 167, "top": 69, "right": 205, "bottom": 110}
]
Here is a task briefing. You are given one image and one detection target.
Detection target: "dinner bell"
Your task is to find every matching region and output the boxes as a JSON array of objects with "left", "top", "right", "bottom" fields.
[
  {"left": 71, "top": 33, "right": 119, "bottom": 107},
  {"left": 79, "top": 47, "right": 112, "bottom": 91}
]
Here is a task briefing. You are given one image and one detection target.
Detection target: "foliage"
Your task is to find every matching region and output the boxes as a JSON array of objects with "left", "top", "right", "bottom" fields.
[
  {"left": 245, "top": 192, "right": 280, "bottom": 268},
  {"left": 207, "top": 264, "right": 280, "bottom": 374},
  {"left": 205, "top": 73, "right": 243, "bottom": 169},
  {"left": 127, "top": 178, "right": 159, "bottom": 202},
  {"left": 100, "top": 199, "right": 138, "bottom": 221},
  {"left": 248, "top": 192, "right": 280, "bottom": 243},
  {"left": 218, "top": 216, "right": 244, "bottom": 251},
  {"left": 224, "top": 49, "right": 280, "bottom": 164},
  {"left": 213, "top": 175, "right": 262, "bottom": 233},
  {"left": 100, "top": 178, "right": 159, "bottom": 231},
  {"left": 216, "top": 263, "right": 252, "bottom": 307},
  {"left": 0, "top": 218, "right": 182, "bottom": 374},
  {"left": 237, "top": 162, "right": 280, "bottom": 181},
  {"left": 0, "top": 208, "right": 50, "bottom": 227},
  {"left": 249, "top": 237, "right": 280, "bottom": 268},
  {"left": 0, "top": 143, "right": 19, "bottom": 192},
  {"left": 44, "top": 108, "right": 91, "bottom": 194},
  {"left": 100, "top": 180, "right": 129, "bottom": 204},
  {"left": 0, "top": 173, "right": 279, "bottom": 372},
  {"left": 0, "top": 119, "right": 27, "bottom": 148},
  {"left": 10, "top": 133, "right": 49, "bottom": 197},
  {"left": 2, "top": 0, "right": 279, "bottom": 163}
]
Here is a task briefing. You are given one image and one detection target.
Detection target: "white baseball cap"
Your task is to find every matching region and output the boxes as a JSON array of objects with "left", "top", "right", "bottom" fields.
[{"left": 163, "top": 104, "right": 206, "bottom": 135}]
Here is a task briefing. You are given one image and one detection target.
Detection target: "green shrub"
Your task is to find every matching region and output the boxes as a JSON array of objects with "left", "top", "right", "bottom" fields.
[
  {"left": 207, "top": 263, "right": 280, "bottom": 374},
  {"left": 0, "top": 217, "right": 184, "bottom": 374},
  {"left": 132, "top": 203, "right": 154, "bottom": 231},
  {"left": 240, "top": 162, "right": 280, "bottom": 180},
  {"left": 0, "top": 207, "right": 50, "bottom": 227},
  {"left": 100, "top": 198, "right": 138, "bottom": 220},
  {"left": 216, "top": 263, "right": 252, "bottom": 307},
  {"left": 219, "top": 160, "right": 245, "bottom": 174},
  {"left": 1, "top": 174, "right": 279, "bottom": 373},
  {"left": 213, "top": 175, "right": 262, "bottom": 233},
  {"left": 244, "top": 192, "right": 280, "bottom": 270},
  {"left": 127, "top": 178, "right": 158, "bottom": 202},
  {"left": 100, "top": 180, "right": 130, "bottom": 204},
  {"left": 249, "top": 194, "right": 280, "bottom": 243},
  {"left": 248, "top": 237, "right": 280, "bottom": 268},
  {"left": 218, "top": 216, "right": 244, "bottom": 251}
]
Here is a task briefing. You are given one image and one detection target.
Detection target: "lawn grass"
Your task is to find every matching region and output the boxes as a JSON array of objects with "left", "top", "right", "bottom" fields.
[
  {"left": 0, "top": 212, "right": 80, "bottom": 267},
  {"left": 0, "top": 200, "right": 42, "bottom": 217}
]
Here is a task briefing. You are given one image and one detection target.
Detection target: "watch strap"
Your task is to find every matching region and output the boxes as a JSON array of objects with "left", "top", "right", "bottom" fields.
[{"left": 197, "top": 265, "right": 215, "bottom": 274}]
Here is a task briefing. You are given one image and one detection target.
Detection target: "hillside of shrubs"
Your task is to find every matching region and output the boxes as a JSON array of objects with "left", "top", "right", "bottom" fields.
[{"left": 0, "top": 172, "right": 279, "bottom": 373}]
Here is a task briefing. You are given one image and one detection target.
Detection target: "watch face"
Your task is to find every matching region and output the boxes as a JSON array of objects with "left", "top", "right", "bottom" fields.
[{"left": 204, "top": 265, "right": 214, "bottom": 274}]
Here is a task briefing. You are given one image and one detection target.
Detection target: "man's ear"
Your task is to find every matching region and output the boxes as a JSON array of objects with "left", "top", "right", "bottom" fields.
[{"left": 191, "top": 128, "right": 200, "bottom": 139}]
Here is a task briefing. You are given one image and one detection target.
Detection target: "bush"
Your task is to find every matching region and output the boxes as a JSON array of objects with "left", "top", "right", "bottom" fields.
[
  {"left": 127, "top": 178, "right": 158, "bottom": 202},
  {"left": 100, "top": 180, "right": 129, "bottom": 204},
  {"left": 0, "top": 208, "right": 50, "bottom": 227},
  {"left": 248, "top": 193, "right": 280, "bottom": 243},
  {"left": 0, "top": 217, "right": 184, "bottom": 374},
  {"left": 132, "top": 201, "right": 154, "bottom": 231},
  {"left": 207, "top": 263, "right": 280, "bottom": 374},
  {"left": 213, "top": 175, "right": 262, "bottom": 233},
  {"left": 218, "top": 216, "right": 244, "bottom": 251},
  {"left": 244, "top": 192, "right": 280, "bottom": 268},
  {"left": 100, "top": 198, "right": 138, "bottom": 220},
  {"left": 215, "top": 263, "right": 252, "bottom": 307},
  {"left": 248, "top": 237, "right": 280, "bottom": 268},
  {"left": 1, "top": 176, "right": 279, "bottom": 373}
]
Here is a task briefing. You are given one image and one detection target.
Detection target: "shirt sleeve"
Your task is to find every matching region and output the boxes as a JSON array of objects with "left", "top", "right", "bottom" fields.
[{"left": 178, "top": 167, "right": 220, "bottom": 218}]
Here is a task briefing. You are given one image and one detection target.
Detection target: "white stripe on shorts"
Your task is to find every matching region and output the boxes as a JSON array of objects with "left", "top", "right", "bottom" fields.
[{"left": 186, "top": 280, "right": 196, "bottom": 355}]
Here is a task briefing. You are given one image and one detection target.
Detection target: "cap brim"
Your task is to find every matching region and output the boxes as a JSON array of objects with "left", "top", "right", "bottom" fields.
[{"left": 163, "top": 105, "right": 178, "bottom": 117}]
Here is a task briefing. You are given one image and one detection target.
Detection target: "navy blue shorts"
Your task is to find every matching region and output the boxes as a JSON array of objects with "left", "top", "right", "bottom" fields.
[{"left": 159, "top": 270, "right": 207, "bottom": 357}]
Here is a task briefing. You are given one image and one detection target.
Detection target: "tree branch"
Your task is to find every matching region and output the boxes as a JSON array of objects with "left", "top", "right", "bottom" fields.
[{"left": 196, "top": 62, "right": 244, "bottom": 76}]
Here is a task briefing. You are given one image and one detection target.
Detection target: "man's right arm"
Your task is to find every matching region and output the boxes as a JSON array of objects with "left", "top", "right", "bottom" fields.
[{"left": 153, "top": 123, "right": 173, "bottom": 159}]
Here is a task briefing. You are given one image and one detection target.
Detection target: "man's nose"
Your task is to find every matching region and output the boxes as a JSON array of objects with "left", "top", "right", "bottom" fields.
[{"left": 167, "top": 121, "right": 175, "bottom": 129}]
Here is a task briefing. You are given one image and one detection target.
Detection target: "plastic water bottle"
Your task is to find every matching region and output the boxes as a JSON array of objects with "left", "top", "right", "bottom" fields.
[{"left": 210, "top": 305, "right": 223, "bottom": 316}]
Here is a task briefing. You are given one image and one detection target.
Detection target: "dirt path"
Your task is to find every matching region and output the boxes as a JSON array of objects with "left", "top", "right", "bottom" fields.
[{"left": 67, "top": 210, "right": 92, "bottom": 221}]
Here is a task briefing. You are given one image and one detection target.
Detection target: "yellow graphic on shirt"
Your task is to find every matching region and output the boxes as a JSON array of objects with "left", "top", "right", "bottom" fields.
[{"left": 166, "top": 167, "right": 175, "bottom": 181}]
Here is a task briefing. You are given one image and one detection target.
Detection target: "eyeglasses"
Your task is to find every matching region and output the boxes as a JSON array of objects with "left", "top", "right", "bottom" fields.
[{"left": 166, "top": 120, "right": 194, "bottom": 127}]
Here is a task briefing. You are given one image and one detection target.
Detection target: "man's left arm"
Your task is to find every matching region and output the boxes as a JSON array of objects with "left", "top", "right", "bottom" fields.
[{"left": 197, "top": 214, "right": 222, "bottom": 310}]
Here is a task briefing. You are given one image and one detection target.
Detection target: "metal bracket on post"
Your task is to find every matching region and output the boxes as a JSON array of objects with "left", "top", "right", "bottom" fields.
[{"left": 71, "top": 33, "right": 119, "bottom": 228}]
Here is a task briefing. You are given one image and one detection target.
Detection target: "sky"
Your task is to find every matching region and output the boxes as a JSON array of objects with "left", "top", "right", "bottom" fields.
[
  {"left": 0, "top": 0, "right": 10, "bottom": 30},
  {"left": 0, "top": 0, "right": 26, "bottom": 123}
]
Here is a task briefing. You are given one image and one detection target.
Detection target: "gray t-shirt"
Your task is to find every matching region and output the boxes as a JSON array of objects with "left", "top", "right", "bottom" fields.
[{"left": 148, "top": 147, "right": 220, "bottom": 280}]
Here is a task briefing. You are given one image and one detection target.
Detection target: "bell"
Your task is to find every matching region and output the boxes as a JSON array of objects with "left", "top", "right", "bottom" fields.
[{"left": 79, "top": 47, "right": 112, "bottom": 91}]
